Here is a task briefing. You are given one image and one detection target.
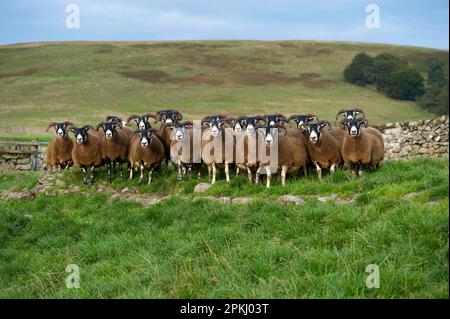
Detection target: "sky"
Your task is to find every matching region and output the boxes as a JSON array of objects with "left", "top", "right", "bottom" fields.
[{"left": 0, "top": 0, "right": 448, "bottom": 49}]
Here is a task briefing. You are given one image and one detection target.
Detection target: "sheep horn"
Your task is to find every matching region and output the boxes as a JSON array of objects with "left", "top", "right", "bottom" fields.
[
  {"left": 353, "top": 108, "right": 365, "bottom": 118},
  {"left": 335, "top": 109, "right": 349, "bottom": 120},
  {"left": 306, "top": 114, "right": 319, "bottom": 122},
  {"left": 173, "top": 110, "right": 183, "bottom": 121},
  {"left": 96, "top": 122, "right": 106, "bottom": 131},
  {"left": 287, "top": 115, "right": 298, "bottom": 123},
  {"left": 319, "top": 120, "right": 331, "bottom": 129},
  {"left": 339, "top": 119, "right": 350, "bottom": 128},
  {"left": 254, "top": 115, "right": 267, "bottom": 124},
  {"left": 275, "top": 113, "right": 288, "bottom": 123},
  {"left": 181, "top": 120, "right": 193, "bottom": 127},
  {"left": 126, "top": 114, "right": 139, "bottom": 124},
  {"left": 144, "top": 112, "right": 159, "bottom": 124},
  {"left": 46, "top": 122, "right": 58, "bottom": 133}
]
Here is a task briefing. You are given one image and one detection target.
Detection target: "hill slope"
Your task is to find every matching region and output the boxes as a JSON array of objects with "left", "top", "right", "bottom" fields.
[{"left": 0, "top": 40, "right": 448, "bottom": 139}]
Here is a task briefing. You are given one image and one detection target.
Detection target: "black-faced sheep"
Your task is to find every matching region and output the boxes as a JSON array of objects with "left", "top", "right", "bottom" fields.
[{"left": 45, "top": 121, "right": 74, "bottom": 172}]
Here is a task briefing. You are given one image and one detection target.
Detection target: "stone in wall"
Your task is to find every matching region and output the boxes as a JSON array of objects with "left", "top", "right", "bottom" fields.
[{"left": 373, "top": 115, "right": 449, "bottom": 160}]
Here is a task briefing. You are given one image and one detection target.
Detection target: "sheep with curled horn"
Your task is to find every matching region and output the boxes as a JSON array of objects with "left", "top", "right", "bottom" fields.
[
  {"left": 335, "top": 108, "right": 384, "bottom": 150},
  {"left": 300, "top": 120, "right": 342, "bottom": 179},
  {"left": 105, "top": 115, "right": 133, "bottom": 137},
  {"left": 339, "top": 118, "right": 384, "bottom": 176},
  {"left": 264, "top": 113, "right": 288, "bottom": 127},
  {"left": 96, "top": 120, "right": 131, "bottom": 183},
  {"left": 166, "top": 120, "right": 203, "bottom": 180},
  {"left": 68, "top": 125, "right": 103, "bottom": 185},
  {"left": 232, "top": 115, "right": 267, "bottom": 183},
  {"left": 127, "top": 128, "right": 165, "bottom": 184},
  {"left": 200, "top": 114, "right": 233, "bottom": 184},
  {"left": 45, "top": 121, "right": 74, "bottom": 172},
  {"left": 153, "top": 109, "right": 183, "bottom": 165},
  {"left": 257, "top": 122, "right": 309, "bottom": 188}
]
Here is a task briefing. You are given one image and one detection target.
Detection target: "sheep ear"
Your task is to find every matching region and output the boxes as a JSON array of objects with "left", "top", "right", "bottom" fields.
[{"left": 339, "top": 120, "right": 348, "bottom": 129}]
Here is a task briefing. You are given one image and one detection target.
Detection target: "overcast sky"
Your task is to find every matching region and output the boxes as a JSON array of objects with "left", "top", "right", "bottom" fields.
[{"left": 0, "top": 0, "right": 448, "bottom": 49}]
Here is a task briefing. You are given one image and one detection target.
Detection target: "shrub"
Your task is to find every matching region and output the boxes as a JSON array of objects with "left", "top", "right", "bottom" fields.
[
  {"left": 380, "top": 64, "right": 425, "bottom": 100},
  {"left": 417, "top": 85, "right": 449, "bottom": 115},
  {"left": 343, "top": 53, "right": 374, "bottom": 86}
]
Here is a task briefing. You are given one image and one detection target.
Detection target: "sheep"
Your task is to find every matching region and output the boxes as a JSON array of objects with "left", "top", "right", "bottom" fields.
[
  {"left": 201, "top": 114, "right": 233, "bottom": 184},
  {"left": 231, "top": 115, "right": 266, "bottom": 183},
  {"left": 154, "top": 109, "right": 183, "bottom": 163},
  {"left": 128, "top": 128, "right": 165, "bottom": 183},
  {"left": 96, "top": 121, "right": 131, "bottom": 183},
  {"left": 258, "top": 123, "right": 309, "bottom": 187},
  {"left": 68, "top": 125, "right": 103, "bottom": 184},
  {"left": 339, "top": 118, "right": 384, "bottom": 176},
  {"left": 336, "top": 108, "right": 384, "bottom": 149},
  {"left": 300, "top": 120, "right": 342, "bottom": 179},
  {"left": 45, "top": 121, "right": 74, "bottom": 172},
  {"left": 105, "top": 115, "right": 133, "bottom": 137},
  {"left": 167, "top": 120, "right": 202, "bottom": 180}
]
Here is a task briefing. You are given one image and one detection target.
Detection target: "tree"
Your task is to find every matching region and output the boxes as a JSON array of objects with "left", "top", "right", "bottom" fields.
[
  {"left": 368, "top": 53, "right": 403, "bottom": 90},
  {"left": 427, "top": 61, "right": 448, "bottom": 88},
  {"left": 343, "top": 53, "right": 374, "bottom": 86},
  {"left": 417, "top": 85, "right": 449, "bottom": 115},
  {"left": 381, "top": 64, "right": 425, "bottom": 100}
]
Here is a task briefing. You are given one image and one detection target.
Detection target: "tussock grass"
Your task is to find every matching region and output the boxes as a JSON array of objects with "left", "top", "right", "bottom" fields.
[{"left": 0, "top": 158, "right": 448, "bottom": 298}]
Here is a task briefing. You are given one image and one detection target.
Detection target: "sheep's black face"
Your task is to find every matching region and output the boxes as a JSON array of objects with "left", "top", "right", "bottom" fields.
[
  {"left": 209, "top": 118, "right": 224, "bottom": 137},
  {"left": 55, "top": 123, "right": 69, "bottom": 137},
  {"left": 102, "top": 122, "right": 117, "bottom": 140},
  {"left": 158, "top": 110, "right": 182, "bottom": 124},
  {"left": 140, "top": 129, "right": 154, "bottom": 148},
  {"left": 265, "top": 114, "right": 287, "bottom": 128},
  {"left": 173, "top": 125, "right": 187, "bottom": 141},
  {"left": 301, "top": 122, "right": 329, "bottom": 144},
  {"left": 344, "top": 111, "right": 357, "bottom": 120},
  {"left": 135, "top": 116, "right": 150, "bottom": 131},
  {"left": 342, "top": 119, "right": 368, "bottom": 137},
  {"left": 70, "top": 126, "right": 91, "bottom": 144},
  {"left": 229, "top": 118, "right": 246, "bottom": 133},
  {"left": 245, "top": 117, "right": 264, "bottom": 135},
  {"left": 292, "top": 115, "right": 316, "bottom": 129}
]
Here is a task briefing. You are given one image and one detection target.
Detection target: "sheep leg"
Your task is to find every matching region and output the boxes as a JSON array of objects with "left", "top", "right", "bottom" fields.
[
  {"left": 211, "top": 163, "right": 217, "bottom": 185},
  {"left": 182, "top": 166, "right": 187, "bottom": 176},
  {"left": 358, "top": 163, "right": 363, "bottom": 176},
  {"left": 107, "top": 162, "right": 112, "bottom": 184},
  {"left": 247, "top": 167, "right": 253, "bottom": 184},
  {"left": 177, "top": 162, "right": 182, "bottom": 181},
  {"left": 82, "top": 167, "right": 88, "bottom": 185},
  {"left": 266, "top": 166, "right": 271, "bottom": 188},
  {"left": 330, "top": 163, "right": 336, "bottom": 174},
  {"left": 119, "top": 163, "right": 124, "bottom": 179},
  {"left": 225, "top": 162, "right": 230, "bottom": 183},
  {"left": 314, "top": 161, "right": 322, "bottom": 180},
  {"left": 139, "top": 164, "right": 144, "bottom": 182},
  {"left": 188, "top": 167, "right": 192, "bottom": 179},
  {"left": 90, "top": 166, "right": 96, "bottom": 185},
  {"left": 129, "top": 165, "right": 134, "bottom": 180},
  {"left": 255, "top": 170, "right": 261, "bottom": 184},
  {"left": 303, "top": 163, "right": 308, "bottom": 177},
  {"left": 207, "top": 165, "right": 212, "bottom": 177},
  {"left": 148, "top": 168, "right": 154, "bottom": 184},
  {"left": 197, "top": 170, "right": 201, "bottom": 179},
  {"left": 281, "top": 165, "right": 288, "bottom": 187},
  {"left": 236, "top": 166, "right": 240, "bottom": 176}
]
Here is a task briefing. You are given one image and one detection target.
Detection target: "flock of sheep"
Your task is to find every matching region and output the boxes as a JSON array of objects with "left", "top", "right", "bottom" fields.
[{"left": 45, "top": 108, "right": 385, "bottom": 188}]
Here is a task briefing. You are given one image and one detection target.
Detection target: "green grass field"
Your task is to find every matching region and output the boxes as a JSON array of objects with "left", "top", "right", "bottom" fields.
[
  {"left": 0, "top": 40, "right": 448, "bottom": 141},
  {"left": 0, "top": 158, "right": 448, "bottom": 298}
]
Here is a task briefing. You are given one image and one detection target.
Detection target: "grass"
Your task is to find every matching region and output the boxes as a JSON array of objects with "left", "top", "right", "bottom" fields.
[
  {"left": 0, "top": 157, "right": 448, "bottom": 298},
  {"left": 1, "top": 40, "right": 447, "bottom": 141}
]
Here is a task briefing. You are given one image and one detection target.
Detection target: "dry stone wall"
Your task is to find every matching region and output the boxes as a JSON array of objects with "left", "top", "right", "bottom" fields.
[{"left": 372, "top": 116, "right": 449, "bottom": 160}]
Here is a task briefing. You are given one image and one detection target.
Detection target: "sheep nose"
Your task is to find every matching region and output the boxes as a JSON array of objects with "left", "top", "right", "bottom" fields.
[
  {"left": 139, "top": 122, "right": 145, "bottom": 130},
  {"left": 166, "top": 119, "right": 173, "bottom": 124},
  {"left": 176, "top": 132, "right": 183, "bottom": 139}
]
